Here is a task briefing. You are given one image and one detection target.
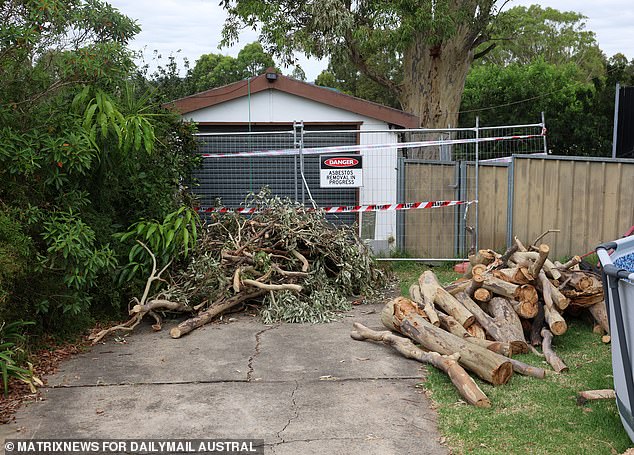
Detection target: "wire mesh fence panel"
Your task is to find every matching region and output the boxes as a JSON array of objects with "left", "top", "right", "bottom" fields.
[
  {"left": 477, "top": 123, "right": 547, "bottom": 162},
  {"left": 194, "top": 130, "right": 298, "bottom": 208},
  {"left": 189, "top": 117, "right": 546, "bottom": 260}
]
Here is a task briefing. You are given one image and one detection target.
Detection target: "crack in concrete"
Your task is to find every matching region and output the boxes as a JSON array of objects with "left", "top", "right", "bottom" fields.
[
  {"left": 46, "top": 375, "right": 423, "bottom": 389},
  {"left": 276, "top": 380, "right": 300, "bottom": 444},
  {"left": 267, "top": 435, "right": 373, "bottom": 447},
  {"left": 246, "top": 324, "right": 279, "bottom": 382}
]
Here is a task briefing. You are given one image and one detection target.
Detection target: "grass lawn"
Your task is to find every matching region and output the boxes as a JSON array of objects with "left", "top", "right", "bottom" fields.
[{"left": 389, "top": 261, "right": 633, "bottom": 455}]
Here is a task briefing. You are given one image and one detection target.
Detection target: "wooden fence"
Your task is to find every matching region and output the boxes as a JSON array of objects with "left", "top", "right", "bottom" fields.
[{"left": 403, "top": 156, "right": 634, "bottom": 259}]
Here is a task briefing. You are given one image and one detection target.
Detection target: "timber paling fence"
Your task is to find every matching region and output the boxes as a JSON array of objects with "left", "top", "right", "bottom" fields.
[{"left": 187, "top": 118, "right": 633, "bottom": 261}]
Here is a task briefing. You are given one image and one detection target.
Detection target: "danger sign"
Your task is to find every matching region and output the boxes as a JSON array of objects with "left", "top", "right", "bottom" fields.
[{"left": 320, "top": 155, "right": 363, "bottom": 188}]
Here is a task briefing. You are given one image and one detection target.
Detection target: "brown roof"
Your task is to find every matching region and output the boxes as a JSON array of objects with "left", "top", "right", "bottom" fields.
[{"left": 164, "top": 69, "right": 419, "bottom": 129}]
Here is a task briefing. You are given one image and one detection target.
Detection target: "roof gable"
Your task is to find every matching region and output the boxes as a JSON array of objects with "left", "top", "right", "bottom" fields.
[{"left": 164, "top": 70, "right": 419, "bottom": 129}]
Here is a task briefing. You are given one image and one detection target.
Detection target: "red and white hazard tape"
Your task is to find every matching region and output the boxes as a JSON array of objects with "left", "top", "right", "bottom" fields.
[
  {"left": 199, "top": 131, "right": 545, "bottom": 159},
  {"left": 196, "top": 200, "right": 474, "bottom": 215}
]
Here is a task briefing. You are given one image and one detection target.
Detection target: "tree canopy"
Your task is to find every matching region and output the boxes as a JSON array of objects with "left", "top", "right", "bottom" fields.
[
  {"left": 221, "top": 0, "right": 501, "bottom": 135},
  {"left": 477, "top": 5, "right": 605, "bottom": 80},
  {"left": 188, "top": 42, "right": 277, "bottom": 94}
]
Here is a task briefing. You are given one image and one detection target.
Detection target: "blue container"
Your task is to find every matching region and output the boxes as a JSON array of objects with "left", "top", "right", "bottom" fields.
[{"left": 597, "top": 236, "right": 634, "bottom": 443}]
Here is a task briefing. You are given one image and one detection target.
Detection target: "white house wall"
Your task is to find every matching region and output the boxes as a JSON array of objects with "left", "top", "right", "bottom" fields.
[{"left": 186, "top": 89, "right": 398, "bottom": 242}]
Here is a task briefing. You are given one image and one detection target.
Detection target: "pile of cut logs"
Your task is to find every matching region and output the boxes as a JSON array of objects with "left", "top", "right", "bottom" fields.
[{"left": 351, "top": 238, "right": 607, "bottom": 407}]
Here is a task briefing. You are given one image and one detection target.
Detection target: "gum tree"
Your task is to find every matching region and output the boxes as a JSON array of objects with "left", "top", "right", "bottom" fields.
[{"left": 221, "top": 0, "right": 500, "bottom": 131}]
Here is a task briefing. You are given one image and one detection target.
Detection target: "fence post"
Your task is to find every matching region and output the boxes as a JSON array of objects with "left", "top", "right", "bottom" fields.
[
  {"left": 396, "top": 156, "right": 405, "bottom": 252},
  {"left": 474, "top": 116, "right": 480, "bottom": 252},
  {"left": 506, "top": 157, "right": 515, "bottom": 249},
  {"left": 541, "top": 111, "right": 548, "bottom": 155},
  {"left": 293, "top": 121, "right": 299, "bottom": 203},
  {"left": 612, "top": 82, "right": 620, "bottom": 159}
]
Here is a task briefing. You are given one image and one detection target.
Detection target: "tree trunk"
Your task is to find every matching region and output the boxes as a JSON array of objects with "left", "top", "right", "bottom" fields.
[
  {"left": 438, "top": 313, "right": 513, "bottom": 357},
  {"left": 482, "top": 297, "right": 528, "bottom": 349},
  {"left": 454, "top": 292, "right": 528, "bottom": 355},
  {"left": 350, "top": 322, "right": 491, "bottom": 408},
  {"left": 400, "top": 29, "right": 474, "bottom": 156},
  {"left": 382, "top": 297, "right": 513, "bottom": 385}
]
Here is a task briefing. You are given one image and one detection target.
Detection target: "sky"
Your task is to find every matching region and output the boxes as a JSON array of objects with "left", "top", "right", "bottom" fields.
[{"left": 106, "top": 0, "right": 634, "bottom": 81}]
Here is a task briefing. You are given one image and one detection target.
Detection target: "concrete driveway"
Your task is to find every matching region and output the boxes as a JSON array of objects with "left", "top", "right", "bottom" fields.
[{"left": 0, "top": 304, "right": 448, "bottom": 455}]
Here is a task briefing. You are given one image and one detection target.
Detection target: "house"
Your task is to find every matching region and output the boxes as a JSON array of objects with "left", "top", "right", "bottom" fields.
[{"left": 166, "top": 68, "right": 419, "bottom": 245}]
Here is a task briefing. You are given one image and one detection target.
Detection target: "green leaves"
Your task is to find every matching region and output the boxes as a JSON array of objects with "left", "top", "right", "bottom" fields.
[
  {"left": 116, "top": 206, "right": 199, "bottom": 284},
  {"left": 0, "top": 321, "right": 36, "bottom": 396},
  {"left": 41, "top": 211, "right": 116, "bottom": 297}
]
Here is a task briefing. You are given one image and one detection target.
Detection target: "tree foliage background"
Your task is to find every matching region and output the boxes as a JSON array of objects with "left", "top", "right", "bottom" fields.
[{"left": 0, "top": 0, "right": 198, "bottom": 337}]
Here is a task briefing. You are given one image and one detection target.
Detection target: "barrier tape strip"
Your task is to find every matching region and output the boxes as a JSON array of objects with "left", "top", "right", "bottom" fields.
[
  {"left": 195, "top": 200, "right": 474, "bottom": 215},
  {"left": 199, "top": 131, "right": 546, "bottom": 159}
]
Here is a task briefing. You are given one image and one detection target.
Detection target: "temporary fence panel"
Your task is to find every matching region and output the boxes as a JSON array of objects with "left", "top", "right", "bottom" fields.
[
  {"left": 190, "top": 118, "right": 549, "bottom": 261},
  {"left": 193, "top": 125, "right": 358, "bottom": 224},
  {"left": 403, "top": 161, "right": 462, "bottom": 258},
  {"left": 511, "top": 156, "right": 634, "bottom": 259},
  {"left": 397, "top": 121, "right": 546, "bottom": 259}
]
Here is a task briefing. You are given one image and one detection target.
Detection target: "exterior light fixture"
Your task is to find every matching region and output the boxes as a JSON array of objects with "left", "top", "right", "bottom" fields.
[{"left": 265, "top": 72, "right": 278, "bottom": 82}]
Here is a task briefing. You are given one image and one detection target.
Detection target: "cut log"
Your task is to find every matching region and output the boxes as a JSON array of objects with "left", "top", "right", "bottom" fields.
[
  {"left": 170, "top": 290, "right": 266, "bottom": 338},
  {"left": 510, "top": 251, "right": 562, "bottom": 280},
  {"left": 509, "top": 298, "right": 538, "bottom": 319},
  {"left": 529, "top": 244, "right": 550, "bottom": 278},
  {"left": 537, "top": 271, "right": 570, "bottom": 311},
  {"left": 445, "top": 275, "right": 486, "bottom": 298},
  {"left": 465, "top": 274, "right": 485, "bottom": 298},
  {"left": 544, "top": 305, "right": 567, "bottom": 336},
  {"left": 588, "top": 300, "right": 610, "bottom": 334},
  {"left": 473, "top": 288, "right": 492, "bottom": 303},
  {"left": 492, "top": 267, "right": 533, "bottom": 285},
  {"left": 471, "top": 264, "right": 488, "bottom": 277},
  {"left": 568, "top": 293, "right": 605, "bottom": 308},
  {"left": 419, "top": 271, "right": 475, "bottom": 328},
  {"left": 444, "top": 278, "right": 471, "bottom": 296},
  {"left": 437, "top": 313, "right": 513, "bottom": 357},
  {"left": 466, "top": 322, "right": 487, "bottom": 340},
  {"left": 483, "top": 276, "right": 538, "bottom": 306},
  {"left": 382, "top": 298, "right": 513, "bottom": 385},
  {"left": 454, "top": 292, "right": 528, "bottom": 355},
  {"left": 482, "top": 297, "right": 528, "bottom": 351},
  {"left": 350, "top": 322, "right": 491, "bottom": 408},
  {"left": 541, "top": 328, "right": 568, "bottom": 373},
  {"left": 562, "top": 270, "right": 596, "bottom": 291},
  {"left": 561, "top": 256, "right": 582, "bottom": 270},
  {"left": 409, "top": 283, "right": 440, "bottom": 327},
  {"left": 539, "top": 271, "right": 568, "bottom": 335},
  {"left": 507, "top": 358, "right": 547, "bottom": 379},
  {"left": 498, "top": 244, "right": 520, "bottom": 267},
  {"left": 576, "top": 389, "right": 616, "bottom": 406},
  {"left": 470, "top": 249, "right": 498, "bottom": 266}
]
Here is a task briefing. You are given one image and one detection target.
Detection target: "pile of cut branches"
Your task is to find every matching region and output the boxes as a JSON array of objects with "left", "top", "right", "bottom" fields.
[{"left": 91, "top": 193, "right": 386, "bottom": 343}]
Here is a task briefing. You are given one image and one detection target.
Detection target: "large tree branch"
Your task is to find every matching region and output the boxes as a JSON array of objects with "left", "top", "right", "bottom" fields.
[
  {"left": 473, "top": 42, "right": 496, "bottom": 60},
  {"left": 344, "top": 32, "right": 400, "bottom": 98}
]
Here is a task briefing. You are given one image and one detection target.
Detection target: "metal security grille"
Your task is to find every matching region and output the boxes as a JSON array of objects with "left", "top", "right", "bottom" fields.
[{"left": 193, "top": 124, "right": 358, "bottom": 224}]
